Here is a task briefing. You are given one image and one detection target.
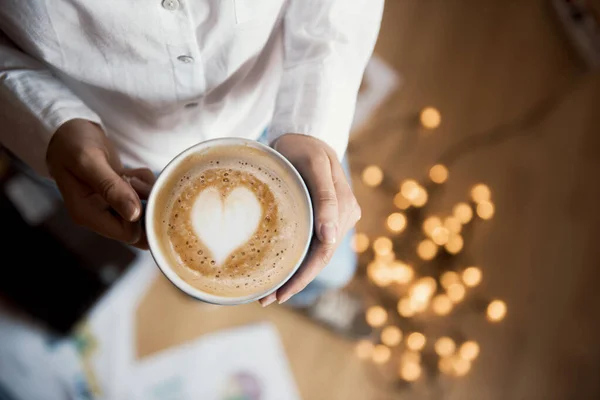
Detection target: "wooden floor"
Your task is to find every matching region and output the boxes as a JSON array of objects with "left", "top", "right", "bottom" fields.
[{"left": 137, "top": 1, "right": 600, "bottom": 399}]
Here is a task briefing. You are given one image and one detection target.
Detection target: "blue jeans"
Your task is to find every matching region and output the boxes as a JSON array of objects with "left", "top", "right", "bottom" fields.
[{"left": 257, "top": 132, "right": 357, "bottom": 306}]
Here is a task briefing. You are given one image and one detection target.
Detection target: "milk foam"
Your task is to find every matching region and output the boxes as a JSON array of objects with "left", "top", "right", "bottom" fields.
[{"left": 191, "top": 186, "right": 262, "bottom": 265}]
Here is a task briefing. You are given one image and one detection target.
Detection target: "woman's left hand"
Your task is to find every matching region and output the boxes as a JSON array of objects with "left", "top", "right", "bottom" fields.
[{"left": 259, "top": 134, "right": 361, "bottom": 306}]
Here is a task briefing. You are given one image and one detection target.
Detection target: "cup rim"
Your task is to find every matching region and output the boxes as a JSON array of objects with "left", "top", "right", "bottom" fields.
[{"left": 145, "top": 137, "right": 313, "bottom": 305}]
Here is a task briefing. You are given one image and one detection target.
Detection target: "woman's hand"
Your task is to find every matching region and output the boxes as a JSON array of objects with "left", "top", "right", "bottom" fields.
[
  {"left": 46, "top": 119, "right": 155, "bottom": 249},
  {"left": 260, "top": 134, "right": 361, "bottom": 306}
]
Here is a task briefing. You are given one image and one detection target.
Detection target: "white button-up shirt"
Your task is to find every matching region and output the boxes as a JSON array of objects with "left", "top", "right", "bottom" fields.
[{"left": 0, "top": 0, "right": 383, "bottom": 174}]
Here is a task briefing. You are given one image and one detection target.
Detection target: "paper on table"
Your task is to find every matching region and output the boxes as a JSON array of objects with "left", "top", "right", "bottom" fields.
[
  {"left": 127, "top": 323, "right": 301, "bottom": 400},
  {"left": 77, "top": 251, "right": 159, "bottom": 399},
  {"left": 0, "top": 313, "right": 89, "bottom": 400}
]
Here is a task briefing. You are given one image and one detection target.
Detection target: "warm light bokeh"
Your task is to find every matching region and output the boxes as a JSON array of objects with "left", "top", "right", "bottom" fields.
[
  {"left": 462, "top": 266, "right": 483, "bottom": 287},
  {"left": 487, "top": 300, "right": 507, "bottom": 322},
  {"left": 393, "top": 192, "right": 411, "bottom": 210},
  {"left": 366, "top": 306, "right": 388, "bottom": 327},
  {"left": 444, "top": 216, "right": 462, "bottom": 234},
  {"left": 471, "top": 183, "right": 491, "bottom": 203},
  {"left": 445, "top": 234, "right": 464, "bottom": 254},
  {"left": 435, "top": 337, "right": 456, "bottom": 357},
  {"left": 351, "top": 233, "right": 370, "bottom": 253},
  {"left": 373, "top": 236, "right": 393, "bottom": 256},
  {"left": 400, "top": 179, "right": 420, "bottom": 200},
  {"left": 438, "top": 357, "right": 454, "bottom": 374},
  {"left": 420, "top": 107, "right": 441, "bottom": 129},
  {"left": 459, "top": 341, "right": 480, "bottom": 361},
  {"left": 477, "top": 201, "right": 495, "bottom": 220},
  {"left": 410, "top": 277, "right": 437, "bottom": 307},
  {"left": 367, "top": 261, "right": 393, "bottom": 287},
  {"left": 440, "top": 271, "right": 461, "bottom": 289},
  {"left": 362, "top": 165, "right": 384, "bottom": 187},
  {"left": 372, "top": 344, "right": 391, "bottom": 364},
  {"left": 411, "top": 187, "right": 428, "bottom": 207},
  {"left": 431, "top": 226, "right": 450, "bottom": 245},
  {"left": 452, "top": 357, "right": 472, "bottom": 377},
  {"left": 381, "top": 326, "right": 403, "bottom": 347},
  {"left": 400, "top": 362, "right": 422, "bottom": 381},
  {"left": 447, "top": 283, "right": 466, "bottom": 303},
  {"left": 397, "top": 298, "right": 416, "bottom": 317},
  {"left": 432, "top": 294, "right": 453, "bottom": 316},
  {"left": 429, "top": 164, "right": 449, "bottom": 184},
  {"left": 406, "top": 332, "right": 426, "bottom": 351},
  {"left": 453, "top": 202, "right": 473, "bottom": 224},
  {"left": 389, "top": 261, "right": 414, "bottom": 284},
  {"left": 417, "top": 239, "right": 438, "bottom": 260},
  {"left": 386, "top": 212, "right": 407, "bottom": 233},
  {"left": 423, "top": 216, "right": 442, "bottom": 236}
]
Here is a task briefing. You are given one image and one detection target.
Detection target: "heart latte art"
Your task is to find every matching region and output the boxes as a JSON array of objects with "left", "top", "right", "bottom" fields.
[
  {"left": 152, "top": 146, "right": 311, "bottom": 298},
  {"left": 191, "top": 186, "right": 262, "bottom": 266}
]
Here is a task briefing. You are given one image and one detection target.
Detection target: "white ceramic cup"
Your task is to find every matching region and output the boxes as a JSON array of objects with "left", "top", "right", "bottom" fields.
[{"left": 145, "top": 138, "right": 314, "bottom": 305}]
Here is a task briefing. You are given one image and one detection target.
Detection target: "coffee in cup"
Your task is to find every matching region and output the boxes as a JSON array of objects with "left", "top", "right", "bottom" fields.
[{"left": 146, "top": 138, "right": 313, "bottom": 304}]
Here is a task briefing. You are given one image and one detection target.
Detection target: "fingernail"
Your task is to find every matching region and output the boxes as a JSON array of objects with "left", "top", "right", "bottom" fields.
[
  {"left": 278, "top": 293, "right": 293, "bottom": 304},
  {"left": 127, "top": 200, "right": 141, "bottom": 221},
  {"left": 261, "top": 294, "right": 277, "bottom": 307},
  {"left": 320, "top": 222, "right": 337, "bottom": 244}
]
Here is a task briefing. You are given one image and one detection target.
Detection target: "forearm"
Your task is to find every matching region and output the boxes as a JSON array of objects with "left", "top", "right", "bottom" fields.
[
  {"left": 267, "top": 0, "right": 384, "bottom": 160},
  {"left": 0, "top": 30, "right": 101, "bottom": 174}
]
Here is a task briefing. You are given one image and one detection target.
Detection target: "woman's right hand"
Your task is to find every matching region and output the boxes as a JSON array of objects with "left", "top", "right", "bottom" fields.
[{"left": 46, "top": 119, "right": 155, "bottom": 248}]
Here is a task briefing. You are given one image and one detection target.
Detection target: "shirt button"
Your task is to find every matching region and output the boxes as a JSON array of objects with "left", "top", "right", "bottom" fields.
[
  {"left": 185, "top": 102, "right": 199, "bottom": 108},
  {"left": 177, "top": 55, "right": 194, "bottom": 64},
  {"left": 162, "top": 0, "right": 180, "bottom": 11}
]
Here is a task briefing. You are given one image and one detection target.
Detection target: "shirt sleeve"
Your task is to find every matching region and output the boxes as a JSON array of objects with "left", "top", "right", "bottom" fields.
[
  {"left": 267, "top": 0, "right": 384, "bottom": 160},
  {"left": 0, "top": 30, "right": 102, "bottom": 175}
]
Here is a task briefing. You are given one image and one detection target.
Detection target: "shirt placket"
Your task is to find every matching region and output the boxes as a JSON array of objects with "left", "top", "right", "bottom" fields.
[{"left": 159, "top": 0, "right": 205, "bottom": 110}]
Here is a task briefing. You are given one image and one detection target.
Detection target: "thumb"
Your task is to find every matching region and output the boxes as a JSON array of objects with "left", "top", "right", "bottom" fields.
[
  {"left": 76, "top": 150, "right": 141, "bottom": 221},
  {"left": 301, "top": 152, "right": 339, "bottom": 245}
]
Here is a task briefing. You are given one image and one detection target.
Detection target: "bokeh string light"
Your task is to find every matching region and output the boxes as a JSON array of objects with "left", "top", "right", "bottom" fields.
[
  {"left": 373, "top": 236, "right": 393, "bottom": 256},
  {"left": 453, "top": 202, "right": 473, "bottom": 224},
  {"left": 429, "top": 164, "right": 449, "bottom": 184},
  {"left": 381, "top": 326, "right": 403, "bottom": 347},
  {"left": 431, "top": 294, "right": 453, "bottom": 316},
  {"left": 389, "top": 261, "right": 414, "bottom": 284},
  {"left": 476, "top": 201, "right": 495, "bottom": 220},
  {"left": 486, "top": 300, "right": 507, "bottom": 322},
  {"left": 459, "top": 341, "right": 480, "bottom": 361},
  {"left": 386, "top": 212, "right": 407, "bottom": 233},
  {"left": 366, "top": 306, "right": 388, "bottom": 327},
  {"left": 417, "top": 239, "right": 438, "bottom": 260},
  {"left": 362, "top": 165, "right": 384, "bottom": 187},
  {"left": 420, "top": 107, "right": 441, "bottom": 129},
  {"left": 352, "top": 105, "right": 510, "bottom": 388},
  {"left": 372, "top": 344, "right": 392, "bottom": 364},
  {"left": 349, "top": 75, "right": 592, "bottom": 390},
  {"left": 393, "top": 192, "right": 412, "bottom": 210},
  {"left": 444, "top": 234, "right": 464, "bottom": 254},
  {"left": 406, "top": 332, "right": 426, "bottom": 351},
  {"left": 399, "top": 361, "right": 422, "bottom": 382},
  {"left": 462, "top": 266, "right": 483, "bottom": 287},
  {"left": 447, "top": 283, "right": 466, "bottom": 303},
  {"left": 351, "top": 233, "right": 370, "bottom": 253},
  {"left": 440, "top": 271, "right": 461, "bottom": 289},
  {"left": 470, "top": 184, "right": 491, "bottom": 203},
  {"left": 434, "top": 337, "right": 456, "bottom": 357}
]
